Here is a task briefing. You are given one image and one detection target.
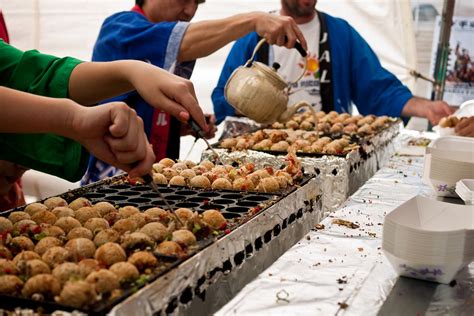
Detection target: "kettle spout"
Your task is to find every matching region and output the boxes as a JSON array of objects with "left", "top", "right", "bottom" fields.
[{"left": 277, "top": 101, "right": 315, "bottom": 124}]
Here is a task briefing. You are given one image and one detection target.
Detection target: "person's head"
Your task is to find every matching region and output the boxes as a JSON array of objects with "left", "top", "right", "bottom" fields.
[
  {"left": 281, "top": 0, "right": 317, "bottom": 19},
  {"left": 137, "top": 0, "right": 204, "bottom": 22}
]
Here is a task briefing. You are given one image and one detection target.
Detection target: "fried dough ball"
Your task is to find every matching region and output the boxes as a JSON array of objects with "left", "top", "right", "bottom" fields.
[
  {"left": 169, "top": 175, "right": 187, "bottom": 186},
  {"left": 69, "top": 197, "right": 92, "bottom": 211},
  {"left": 140, "top": 222, "right": 167, "bottom": 242},
  {"left": 112, "top": 218, "right": 138, "bottom": 234},
  {"left": 275, "top": 176, "right": 289, "bottom": 189},
  {"left": 102, "top": 211, "right": 122, "bottom": 226},
  {"left": 55, "top": 216, "right": 81, "bottom": 234},
  {"left": 300, "top": 120, "right": 314, "bottom": 131},
  {"left": 162, "top": 167, "right": 179, "bottom": 181},
  {"left": 20, "top": 259, "right": 50, "bottom": 277},
  {"left": 0, "top": 246, "right": 12, "bottom": 260},
  {"left": 41, "top": 225, "right": 66, "bottom": 238},
  {"left": 235, "top": 138, "right": 252, "bottom": 150},
  {"left": 232, "top": 177, "right": 255, "bottom": 191},
  {"left": 159, "top": 158, "right": 175, "bottom": 168},
  {"left": 357, "top": 115, "right": 375, "bottom": 127},
  {"left": 24, "top": 203, "right": 48, "bottom": 216},
  {"left": 221, "top": 138, "right": 237, "bottom": 149},
  {"left": 144, "top": 207, "right": 169, "bottom": 222},
  {"left": 8, "top": 211, "right": 30, "bottom": 224},
  {"left": 78, "top": 258, "right": 100, "bottom": 277},
  {"left": 22, "top": 274, "right": 61, "bottom": 298},
  {"left": 172, "top": 230, "right": 197, "bottom": 247},
  {"left": 92, "top": 202, "right": 117, "bottom": 217},
  {"left": 330, "top": 122, "right": 344, "bottom": 134},
  {"left": 121, "top": 232, "right": 155, "bottom": 251},
  {"left": 65, "top": 238, "right": 96, "bottom": 261},
  {"left": 270, "top": 141, "right": 290, "bottom": 151},
  {"left": 343, "top": 123, "right": 358, "bottom": 134},
  {"left": 95, "top": 242, "right": 126, "bottom": 267},
  {"left": 86, "top": 269, "right": 119, "bottom": 294},
  {"left": 324, "top": 140, "right": 346, "bottom": 155},
  {"left": 117, "top": 206, "right": 139, "bottom": 219},
  {"left": 13, "top": 219, "right": 36, "bottom": 235},
  {"left": 84, "top": 218, "right": 110, "bottom": 234},
  {"left": 152, "top": 163, "right": 165, "bottom": 173},
  {"left": 156, "top": 241, "right": 183, "bottom": 257},
  {"left": 0, "top": 275, "right": 23, "bottom": 295},
  {"left": 294, "top": 139, "right": 311, "bottom": 150},
  {"left": 13, "top": 251, "right": 40, "bottom": 265},
  {"left": 53, "top": 262, "right": 82, "bottom": 285},
  {"left": 57, "top": 280, "right": 97, "bottom": 309},
  {"left": 335, "top": 113, "right": 351, "bottom": 123},
  {"left": 202, "top": 210, "right": 226, "bottom": 230},
  {"left": 51, "top": 206, "right": 75, "bottom": 219},
  {"left": 317, "top": 122, "right": 331, "bottom": 133},
  {"left": 153, "top": 173, "right": 168, "bottom": 185},
  {"left": 75, "top": 207, "right": 100, "bottom": 225},
  {"left": 34, "top": 237, "right": 63, "bottom": 255},
  {"left": 43, "top": 197, "right": 67, "bottom": 210},
  {"left": 200, "top": 160, "right": 215, "bottom": 171},
  {"left": 128, "top": 251, "right": 158, "bottom": 271},
  {"left": 257, "top": 177, "right": 280, "bottom": 193},
  {"left": 180, "top": 169, "right": 196, "bottom": 182},
  {"left": 128, "top": 213, "right": 149, "bottom": 229},
  {"left": 93, "top": 229, "right": 120, "bottom": 248},
  {"left": 285, "top": 120, "right": 299, "bottom": 129},
  {"left": 171, "top": 162, "right": 188, "bottom": 171},
  {"left": 0, "top": 259, "right": 17, "bottom": 275},
  {"left": 68, "top": 227, "right": 93, "bottom": 240},
  {"left": 175, "top": 208, "right": 194, "bottom": 222},
  {"left": 211, "top": 178, "right": 232, "bottom": 190},
  {"left": 110, "top": 262, "right": 139, "bottom": 284},
  {"left": 183, "top": 160, "right": 196, "bottom": 169},
  {"left": 357, "top": 123, "right": 374, "bottom": 135},
  {"left": 253, "top": 139, "right": 273, "bottom": 150},
  {"left": 0, "top": 217, "right": 13, "bottom": 233},
  {"left": 190, "top": 175, "right": 211, "bottom": 189},
  {"left": 30, "top": 210, "right": 57, "bottom": 225},
  {"left": 10, "top": 236, "right": 34, "bottom": 254},
  {"left": 42, "top": 247, "right": 70, "bottom": 268}
]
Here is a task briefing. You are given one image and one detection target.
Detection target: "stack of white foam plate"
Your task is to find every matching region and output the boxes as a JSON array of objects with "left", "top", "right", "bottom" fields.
[
  {"left": 423, "top": 136, "right": 474, "bottom": 197},
  {"left": 456, "top": 179, "right": 474, "bottom": 205},
  {"left": 382, "top": 195, "right": 474, "bottom": 284}
]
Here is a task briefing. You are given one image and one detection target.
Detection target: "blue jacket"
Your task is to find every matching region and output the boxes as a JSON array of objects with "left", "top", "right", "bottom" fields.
[{"left": 212, "top": 12, "right": 413, "bottom": 124}]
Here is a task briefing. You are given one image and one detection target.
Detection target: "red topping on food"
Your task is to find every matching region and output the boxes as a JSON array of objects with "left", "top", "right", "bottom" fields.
[
  {"left": 224, "top": 229, "right": 231, "bottom": 235},
  {"left": 31, "top": 225, "right": 42, "bottom": 234},
  {"left": 219, "top": 222, "right": 227, "bottom": 230}
]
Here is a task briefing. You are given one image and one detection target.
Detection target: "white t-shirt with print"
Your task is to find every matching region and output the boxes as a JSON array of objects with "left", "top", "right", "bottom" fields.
[{"left": 272, "top": 14, "right": 321, "bottom": 111}]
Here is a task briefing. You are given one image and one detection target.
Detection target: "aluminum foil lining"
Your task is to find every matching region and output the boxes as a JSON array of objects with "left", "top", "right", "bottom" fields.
[
  {"left": 218, "top": 116, "right": 263, "bottom": 140},
  {"left": 109, "top": 178, "right": 322, "bottom": 315},
  {"left": 216, "top": 140, "right": 473, "bottom": 316}
]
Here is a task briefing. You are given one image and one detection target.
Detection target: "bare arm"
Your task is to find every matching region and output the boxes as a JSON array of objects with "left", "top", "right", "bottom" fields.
[
  {"left": 401, "top": 96, "right": 454, "bottom": 125},
  {"left": 178, "top": 12, "right": 307, "bottom": 62}
]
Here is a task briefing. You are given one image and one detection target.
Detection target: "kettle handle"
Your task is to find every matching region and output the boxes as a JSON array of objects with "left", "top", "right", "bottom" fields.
[{"left": 246, "top": 39, "right": 308, "bottom": 87}]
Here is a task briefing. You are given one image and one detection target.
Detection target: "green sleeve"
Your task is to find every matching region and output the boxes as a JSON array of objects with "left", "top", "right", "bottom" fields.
[{"left": 0, "top": 41, "right": 90, "bottom": 181}]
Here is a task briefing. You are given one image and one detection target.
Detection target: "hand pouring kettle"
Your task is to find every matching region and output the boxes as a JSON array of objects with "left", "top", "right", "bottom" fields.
[{"left": 224, "top": 39, "right": 316, "bottom": 125}]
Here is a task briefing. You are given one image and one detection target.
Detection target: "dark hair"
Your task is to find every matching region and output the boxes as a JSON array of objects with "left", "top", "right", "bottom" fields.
[{"left": 136, "top": 0, "right": 144, "bottom": 6}]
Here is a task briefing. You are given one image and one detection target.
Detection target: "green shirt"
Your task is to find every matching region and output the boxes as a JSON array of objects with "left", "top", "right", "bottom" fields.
[{"left": 0, "top": 41, "right": 89, "bottom": 181}]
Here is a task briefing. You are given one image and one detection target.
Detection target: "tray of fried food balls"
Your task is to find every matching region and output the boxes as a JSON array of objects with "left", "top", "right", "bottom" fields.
[{"left": 0, "top": 158, "right": 307, "bottom": 314}]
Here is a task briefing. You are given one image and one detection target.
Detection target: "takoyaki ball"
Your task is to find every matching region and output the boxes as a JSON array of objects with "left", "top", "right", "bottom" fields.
[
  {"left": 94, "top": 229, "right": 120, "bottom": 248},
  {"left": 317, "top": 122, "right": 331, "bottom": 133},
  {"left": 144, "top": 207, "right": 169, "bottom": 222},
  {"left": 252, "top": 130, "right": 266, "bottom": 142},
  {"left": 112, "top": 218, "right": 138, "bottom": 235},
  {"left": 202, "top": 171, "right": 218, "bottom": 183},
  {"left": 69, "top": 197, "right": 92, "bottom": 211},
  {"left": 153, "top": 173, "right": 168, "bottom": 185},
  {"left": 232, "top": 177, "right": 255, "bottom": 191},
  {"left": 183, "top": 160, "right": 196, "bottom": 169},
  {"left": 327, "top": 111, "right": 339, "bottom": 118},
  {"left": 0, "top": 275, "right": 23, "bottom": 295},
  {"left": 319, "top": 115, "right": 333, "bottom": 124},
  {"left": 78, "top": 258, "right": 100, "bottom": 277},
  {"left": 75, "top": 207, "right": 100, "bottom": 225},
  {"left": 172, "top": 230, "right": 197, "bottom": 247},
  {"left": 357, "top": 123, "right": 374, "bottom": 135},
  {"left": 221, "top": 138, "right": 237, "bottom": 149},
  {"left": 158, "top": 157, "right": 175, "bottom": 168},
  {"left": 342, "top": 116, "right": 358, "bottom": 125},
  {"left": 330, "top": 122, "right": 344, "bottom": 134},
  {"left": 294, "top": 139, "right": 311, "bottom": 150},
  {"left": 323, "top": 140, "right": 345, "bottom": 155},
  {"left": 343, "top": 123, "right": 358, "bottom": 134},
  {"left": 175, "top": 208, "right": 194, "bottom": 223},
  {"left": 191, "top": 165, "right": 207, "bottom": 176},
  {"left": 20, "top": 259, "right": 50, "bottom": 277},
  {"left": 285, "top": 120, "right": 299, "bottom": 129},
  {"left": 65, "top": 238, "right": 96, "bottom": 261},
  {"left": 0, "top": 246, "right": 12, "bottom": 260},
  {"left": 51, "top": 206, "right": 75, "bottom": 219},
  {"left": 275, "top": 176, "right": 289, "bottom": 190},
  {"left": 334, "top": 113, "right": 351, "bottom": 123},
  {"left": 180, "top": 169, "right": 196, "bottom": 182},
  {"left": 169, "top": 175, "right": 187, "bottom": 186},
  {"left": 13, "top": 251, "right": 40, "bottom": 265},
  {"left": 8, "top": 211, "right": 30, "bottom": 224},
  {"left": 121, "top": 232, "right": 154, "bottom": 251},
  {"left": 338, "top": 138, "right": 350, "bottom": 148},
  {"left": 211, "top": 178, "right": 232, "bottom": 190},
  {"left": 53, "top": 262, "right": 82, "bottom": 285},
  {"left": 34, "top": 237, "right": 63, "bottom": 255},
  {"left": 202, "top": 210, "right": 227, "bottom": 230},
  {"left": 92, "top": 202, "right": 116, "bottom": 217},
  {"left": 0, "top": 217, "right": 13, "bottom": 233},
  {"left": 24, "top": 203, "right": 47, "bottom": 216},
  {"left": 128, "top": 251, "right": 158, "bottom": 271},
  {"left": 57, "top": 280, "right": 97, "bottom": 309},
  {"left": 42, "top": 247, "right": 70, "bottom": 268},
  {"left": 128, "top": 213, "right": 150, "bottom": 229},
  {"left": 9, "top": 236, "right": 34, "bottom": 254},
  {"left": 271, "top": 141, "right": 290, "bottom": 152},
  {"left": 21, "top": 274, "right": 61, "bottom": 298},
  {"left": 257, "top": 177, "right": 280, "bottom": 193},
  {"left": 84, "top": 218, "right": 110, "bottom": 234},
  {"left": 67, "top": 227, "right": 93, "bottom": 240},
  {"left": 190, "top": 175, "right": 211, "bottom": 189},
  {"left": 171, "top": 162, "right": 188, "bottom": 172},
  {"left": 31, "top": 210, "right": 57, "bottom": 225},
  {"left": 117, "top": 206, "right": 139, "bottom": 219},
  {"left": 371, "top": 116, "right": 389, "bottom": 129},
  {"left": 300, "top": 120, "right": 314, "bottom": 131},
  {"left": 109, "top": 262, "right": 139, "bottom": 284},
  {"left": 235, "top": 138, "right": 251, "bottom": 150},
  {"left": 275, "top": 170, "right": 293, "bottom": 182},
  {"left": 252, "top": 139, "right": 273, "bottom": 150},
  {"left": 315, "top": 111, "right": 326, "bottom": 119},
  {"left": 357, "top": 115, "right": 375, "bottom": 127},
  {"left": 162, "top": 167, "right": 179, "bottom": 181},
  {"left": 268, "top": 130, "right": 287, "bottom": 143},
  {"left": 86, "top": 269, "right": 119, "bottom": 294},
  {"left": 43, "top": 197, "right": 68, "bottom": 210},
  {"left": 212, "top": 165, "right": 228, "bottom": 175},
  {"left": 55, "top": 216, "right": 81, "bottom": 234},
  {"left": 140, "top": 222, "right": 167, "bottom": 243},
  {"left": 155, "top": 241, "right": 183, "bottom": 257},
  {"left": 200, "top": 160, "right": 215, "bottom": 171},
  {"left": 0, "top": 259, "right": 17, "bottom": 275},
  {"left": 95, "top": 242, "right": 126, "bottom": 267}
]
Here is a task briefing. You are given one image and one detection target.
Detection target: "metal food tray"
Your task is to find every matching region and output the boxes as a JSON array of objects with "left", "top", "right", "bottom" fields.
[{"left": 0, "top": 174, "right": 321, "bottom": 315}]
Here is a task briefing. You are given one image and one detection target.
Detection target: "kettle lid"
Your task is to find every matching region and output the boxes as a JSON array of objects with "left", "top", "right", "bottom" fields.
[{"left": 253, "top": 61, "right": 287, "bottom": 90}]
